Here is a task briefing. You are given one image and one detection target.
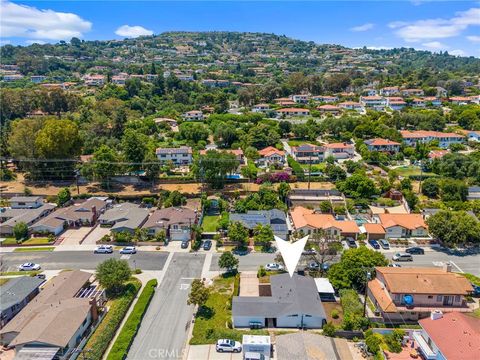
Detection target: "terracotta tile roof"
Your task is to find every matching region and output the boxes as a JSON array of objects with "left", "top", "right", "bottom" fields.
[
  {"left": 400, "top": 130, "right": 463, "bottom": 139},
  {"left": 376, "top": 267, "right": 473, "bottom": 295},
  {"left": 377, "top": 213, "right": 427, "bottom": 230},
  {"left": 365, "top": 138, "right": 401, "bottom": 146},
  {"left": 290, "top": 207, "right": 360, "bottom": 233},
  {"left": 368, "top": 278, "right": 397, "bottom": 313},
  {"left": 258, "top": 146, "right": 284, "bottom": 157},
  {"left": 317, "top": 105, "right": 340, "bottom": 110},
  {"left": 277, "top": 108, "right": 310, "bottom": 112},
  {"left": 199, "top": 149, "right": 243, "bottom": 156},
  {"left": 419, "top": 312, "right": 480, "bottom": 360},
  {"left": 364, "top": 223, "right": 386, "bottom": 234},
  {"left": 323, "top": 142, "right": 353, "bottom": 149}
]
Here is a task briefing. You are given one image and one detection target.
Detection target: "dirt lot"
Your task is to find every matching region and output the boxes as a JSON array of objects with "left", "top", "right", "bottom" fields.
[{"left": 1, "top": 175, "right": 334, "bottom": 197}]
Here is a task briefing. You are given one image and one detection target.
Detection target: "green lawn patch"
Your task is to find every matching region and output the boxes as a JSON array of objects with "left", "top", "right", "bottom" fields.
[
  {"left": 83, "top": 278, "right": 141, "bottom": 360},
  {"left": 22, "top": 237, "right": 53, "bottom": 245},
  {"left": 461, "top": 273, "right": 480, "bottom": 286},
  {"left": 190, "top": 274, "right": 268, "bottom": 345},
  {"left": 0, "top": 271, "right": 41, "bottom": 276},
  {"left": 13, "top": 247, "right": 55, "bottom": 252},
  {"left": 201, "top": 215, "right": 220, "bottom": 232},
  {"left": 0, "top": 278, "right": 11, "bottom": 286},
  {"left": 107, "top": 279, "right": 158, "bottom": 360},
  {"left": 1, "top": 237, "right": 20, "bottom": 245},
  {"left": 288, "top": 139, "right": 320, "bottom": 146}
]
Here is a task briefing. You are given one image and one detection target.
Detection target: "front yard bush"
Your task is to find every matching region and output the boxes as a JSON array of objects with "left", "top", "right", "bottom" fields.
[
  {"left": 83, "top": 279, "right": 141, "bottom": 360},
  {"left": 107, "top": 279, "right": 157, "bottom": 360}
]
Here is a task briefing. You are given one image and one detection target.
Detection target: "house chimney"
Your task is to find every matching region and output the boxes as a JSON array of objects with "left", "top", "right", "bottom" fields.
[
  {"left": 443, "top": 262, "right": 452, "bottom": 273},
  {"left": 430, "top": 310, "right": 443, "bottom": 320}
]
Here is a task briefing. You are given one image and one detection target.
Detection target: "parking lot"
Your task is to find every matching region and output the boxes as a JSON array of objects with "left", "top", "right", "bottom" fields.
[
  {"left": 58, "top": 227, "right": 93, "bottom": 245},
  {"left": 186, "top": 345, "right": 243, "bottom": 360}
]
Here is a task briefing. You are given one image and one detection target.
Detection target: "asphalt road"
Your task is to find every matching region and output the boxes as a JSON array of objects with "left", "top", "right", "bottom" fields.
[
  {"left": 128, "top": 253, "right": 206, "bottom": 360},
  {"left": 0, "top": 251, "right": 169, "bottom": 272}
]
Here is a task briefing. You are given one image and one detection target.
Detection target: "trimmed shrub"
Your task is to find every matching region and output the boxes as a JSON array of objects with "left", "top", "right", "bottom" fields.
[
  {"left": 107, "top": 279, "right": 157, "bottom": 360},
  {"left": 322, "top": 322, "right": 336, "bottom": 337}
]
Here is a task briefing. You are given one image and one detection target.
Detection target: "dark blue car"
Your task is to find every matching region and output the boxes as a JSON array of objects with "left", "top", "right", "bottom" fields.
[
  {"left": 203, "top": 240, "right": 212, "bottom": 251},
  {"left": 369, "top": 240, "right": 380, "bottom": 249}
]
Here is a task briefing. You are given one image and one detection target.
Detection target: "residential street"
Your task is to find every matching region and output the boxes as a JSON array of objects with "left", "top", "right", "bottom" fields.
[
  {"left": 0, "top": 251, "right": 169, "bottom": 272},
  {"left": 127, "top": 253, "right": 206, "bottom": 360}
]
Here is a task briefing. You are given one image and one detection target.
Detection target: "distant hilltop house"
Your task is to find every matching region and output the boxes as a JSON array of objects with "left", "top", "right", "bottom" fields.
[
  {"left": 401, "top": 88, "right": 425, "bottom": 97},
  {"left": 400, "top": 130, "right": 464, "bottom": 149},
  {"left": 316, "top": 104, "right": 341, "bottom": 115},
  {"left": 386, "top": 97, "right": 406, "bottom": 111},
  {"left": 360, "top": 95, "right": 386, "bottom": 111},
  {"left": 364, "top": 138, "right": 401, "bottom": 153},
  {"left": 276, "top": 108, "right": 310, "bottom": 117},
  {"left": 199, "top": 148, "right": 245, "bottom": 164},
  {"left": 379, "top": 86, "right": 400, "bottom": 96},
  {"left": 155, "top": 146, "right": 193, "bottom": 166},
  {"left": 252, "top": 103, "right": 270, "bottom": 113},
  {"left": 311, "top": 95, "right": 338, "bottom": 103},
  {"left": 182, "top": 110, "right": 204, "bottom": 121},
  {"left": 83, "top": 74, "right": 105, "bottom": 86},
  {"left": 338, "top": 101, "right": 364, "bottom": 112}
]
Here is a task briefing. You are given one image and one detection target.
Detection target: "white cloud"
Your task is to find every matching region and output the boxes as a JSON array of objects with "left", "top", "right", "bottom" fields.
[
  {"left": 422, "top": 41, "right": 448, "bottom": 50},
  {"left": 350, "top": 23, "right": 374, "bottom": 32},
  {"left": 115, "top": 25, "right": 153, "bottom": 38},
  {"left": 449, "top": 49, "right": 467, "bottom": 56},
  {"left": 0, "top": 0, "right": 92, "bottom": 41},
  {"left": 390, "top": 7, "right": 480, "bottom": 42},
  {"left": 467, "top": 35, "right": 480, "bottom": 43}
]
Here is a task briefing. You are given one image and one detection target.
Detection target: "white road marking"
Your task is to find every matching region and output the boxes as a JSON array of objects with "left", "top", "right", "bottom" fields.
[
  {"left": 180, "top": 277, "right": 196, "bottom": 280},
  {"left": 432, "top": 261, "right": 444, "bottom": 267},
  {"left": 449, "top": 261, "right": 464, "bottom": 273},
  {"left": 180, "top": 283, "right": 190, "bottom": 290},
  {"left": 120, "top": 254, "right": 131, "bottom": 260}
]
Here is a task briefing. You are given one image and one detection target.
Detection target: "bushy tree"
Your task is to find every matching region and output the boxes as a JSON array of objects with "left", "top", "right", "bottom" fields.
[
  {"left": 57, "top": 187, "right": 71, "bottom": 206},
  {"left": 218, "top": 251, "right": 239, "bottom": 273},
  {"left": 427, "top": 210, "right": 480, "bottom": 247},
  {"left": 13, "top": 222, "right": 28, "bottom": 241},
  {"left": 96, "top": 259, "right": 131, "bottom": 295},
  {"left": 187, "top": 279, "right": 209, "bottom": 308},
  {"left": 228, "top": 221, "right": 249, "bottom": 247}
]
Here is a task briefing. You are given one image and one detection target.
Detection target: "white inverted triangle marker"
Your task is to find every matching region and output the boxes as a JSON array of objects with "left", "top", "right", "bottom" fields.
[{"left": 274, "top": 235, "right": 308, "bottom": 277}]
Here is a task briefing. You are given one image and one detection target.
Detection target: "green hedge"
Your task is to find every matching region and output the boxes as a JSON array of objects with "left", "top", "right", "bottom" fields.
[
  {"left": 107, "top": 279, "right": 158, "bottom": 360},
  {"left": 287, "top": 156, "right": 305, "bottom": 181},
  {"left": 462, "top": 273, "right": 480, "bottom": 286},
  {"left": 83, "top": 279, "right": 141, "bottom": 360}
]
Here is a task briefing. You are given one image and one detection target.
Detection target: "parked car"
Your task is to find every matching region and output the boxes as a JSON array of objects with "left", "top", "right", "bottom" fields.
[
  {"left": 244, "top": 352, "right": 267, "bottom": 360},
  {"left": 203, "top": 240, "right": 212, "bottom": 251},
  {"left": 120, "top": 246, "right": 136, "bottom": 254},
  {"left": 302, "top": 248, "right": 317, "bottom": 255},
  {"left": 216, "top": 339, "right": 242, "bottom": 353},
  {"left": 392, "top": 253, "right": 413, "bottom": 262},
  {"left": 405, "top": 247, "right": 425, "bottom": 255},
  {"left": 265, "top": 263, "right": 283, "bottom": 271},
  {"left": 388, "top": 263, "right": 402, "bottom": 268},
  {"left": 36, "top": 273, "right": 46, "bottom": 279},
  {"left": 181, "top": 240, "right": 189, "bottom": 249},
  {"left": 18, "top": 263, "right": 41, "bottom": 271},
  {"left": 94, "top": 245, "right": 113, "bottom": 254},
  {"left": 380, "top": 239, "right": 390, "bottom": 250},
  {"left": 347, "top": 238, "right": 357, "bottom": 248},
  {"left": 471, "top": 284, "right": 480, "bottom": 297},
  {"left": 368, "top": 240, "right": 380, "bottom": 249}
]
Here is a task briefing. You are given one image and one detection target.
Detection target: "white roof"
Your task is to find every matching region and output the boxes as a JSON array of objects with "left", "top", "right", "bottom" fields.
[
  {"left": 314, "top": 278, "right": 335, "bottom": 294},
  {"left": 242, "top": 335, "right": 271, "bottom": 345}
]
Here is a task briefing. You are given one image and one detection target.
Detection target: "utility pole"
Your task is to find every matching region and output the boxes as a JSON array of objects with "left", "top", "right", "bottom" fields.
[
  {"left": 307, "top": 154, "right": 312, "bottom": 190},
  {"left": 363, "top": 270, "right": 372, "bottom": 318}
]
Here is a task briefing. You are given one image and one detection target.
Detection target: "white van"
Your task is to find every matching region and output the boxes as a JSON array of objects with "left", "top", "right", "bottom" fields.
[{"left": 392, "top": 253, "right": 413, "bottom": 262}]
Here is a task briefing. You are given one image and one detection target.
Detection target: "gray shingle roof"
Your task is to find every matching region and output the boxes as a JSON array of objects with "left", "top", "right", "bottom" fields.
[
  {"left": 0, "top": 276, "right": 44, "bottom": 312},
  {"left": 229, "top": 209, "right": 287, "bottom": 233},
  {"left": 99, "top": 203, "right": 149, "bottom": 231},
  {"left": 233, "top": 274, "right": 326, "bottom": 319}
]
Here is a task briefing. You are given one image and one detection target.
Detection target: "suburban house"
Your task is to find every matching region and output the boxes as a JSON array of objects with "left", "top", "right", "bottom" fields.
[
  {"left": 292, "top": 94, "right": 309, "bottom": 103},
  {"left": 380, "top": 87, "right": 400, "bottom": 96},
  {"left": 29, "top": 198, "right": 108, "bottom": 236},
  {"left": 290, "top": 144, "right": 324, "bottom": 164},
  {"left": 360, "top": 96, "right": 386, "bottom": 110},
  {"left": 290, "top": 206, "right": 360, "bottom": 239},
  {"left": 316, "top": 105, "right": 341, "bottom": 116},
  {"left": 386, "top": 97, "right": 406, "bottom": 111},
  {"left": 182, "top": 110, "right": 204, "bottom": 121},
  {"left": 142, "top": 207, "right": 197, "bottom": 241},
  {"left": 367, "top": 266, "right": 473, "bottom": 323},
  {"left": 374, "top": 213, "right": 428, "bottom": 238},
  {"left": 0, "top": 203, "right": 56, "bottom": 236},
  {"left": 467, "top": 186, "right": 480, "bottom": 201},
  {"left": 199, "top": 148, "right": 245, "bottom": 164},
  {"left": 274, "top": 98, "right": 296, "bottom": 106},
  {"left": 0, "top": 270, "right": 103, "bottom": 359},
  {"left": 156, "top": 146, "right": 193, "bottom": 166},
  {"left": 400, "top": 130, "right": 464, "bottom": 149},
  {"left": 311, "top": 95, "right": 338, "bottom": 103},
  {"left": 30, "top": 75, "right": 47, "bottom": 84},
  {"left": 111, "top": 75, "right": 127, "bottom": 85},
  {"left": 361, "top": 223, "right": 386, "bottom": 240},
  {"left": 413, "top": 311, "right": 480, "bottom": 360},
  {"left": 276, "top": 108, "right": 310, "bottom": 117},
  {"left": 401, "top": 88, "right": 424, "bottom": 97},
  {"left": 365, "top": 138, "right": 401, "bottom": 153},
  {"left": 463, "top": 130, "right": 480, "bottom": 142},
  {"left": 449, "top": 96, "right": 471, "bottom": 105},
  {"left": 0, "top": 276, "right": 45, "bottom": 329},
  {"left": 424, "top": 97, "right": 442, "bottom": 106},
  {"left": 98, "top": 202, "right": 149, "bottom": 234},
  {"left": 412, "top": 98, "right": 426, "bottom": 108},
  {"left": 338, "top": 101, "right": 364, "bottom": 112},
  {"left": 9, "top": 196, "right": 44, "bottom": 209},
  {"left": 83, "top": 74, "right": 105, "bottom": 86},
  {"left": 323, "top": 143, "right": 354, "bottom": 159},
  {"left": 232, "top": 274, "right": 326, "bottom": 329},
  {"left": 256, "top": 146, "right": 286, "bottom": 168},
  {"left": 252, "top": 103, "right": 270, "bottom": 113},
  {"left": 229, "top": 209, "right": 289, "bottom": 240}
]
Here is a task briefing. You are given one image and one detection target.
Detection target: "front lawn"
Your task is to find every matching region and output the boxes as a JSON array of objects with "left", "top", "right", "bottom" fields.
[
  {"left": 201, "top": 215, "right": 220, "bottom": 232},
  {"left": 13, "top": 247, "right": 55, "bottom": 252},
  {"left": 189, "top": 274, "right": 268, "bottom": 344},
  {"left": 22, "top": 237, "right": 54, "bottom": 245},
  {"left": 1, "top": 237, "right": 20, "bottom": 245},
  {"left": 0, "top": 271, "right": 41, "bottom": 276}
]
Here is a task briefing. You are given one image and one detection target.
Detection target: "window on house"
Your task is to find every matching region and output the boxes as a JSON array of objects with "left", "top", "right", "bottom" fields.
[
  {"left": 428, "top": 295, "right": 433, "bottom": 299},
  {"left": 436, "top": 295, "right": 443, "bottom": 302},
  {"left": 455, "top": 295, "right": 460, "bottom": 302}
]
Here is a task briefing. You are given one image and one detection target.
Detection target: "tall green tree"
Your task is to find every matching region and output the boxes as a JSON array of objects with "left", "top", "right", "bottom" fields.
[
  {"left": 57, "top": 187, "right": 71, "bottom": 206},
  {"left": 218, "top": 251, "right": 239, "bottom": 273},
  {"left": 96, "top": 258, "right": 132, "bottom": 295}
]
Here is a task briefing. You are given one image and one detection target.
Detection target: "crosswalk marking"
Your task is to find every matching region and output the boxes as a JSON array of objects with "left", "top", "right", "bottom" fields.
[
  {"left": 121, "top": 254, "right": 131, "bottom": 260},
  {"left": 432, "top": 261, "right": 444, "bottom": 267},
  {"left": 180, "top": 283, "right": 190, "bottom": 290}
]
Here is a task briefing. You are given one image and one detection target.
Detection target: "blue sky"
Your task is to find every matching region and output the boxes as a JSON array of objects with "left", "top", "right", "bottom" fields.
[{"left": 1, "top": 1, "right": 479, "bottom": 56}]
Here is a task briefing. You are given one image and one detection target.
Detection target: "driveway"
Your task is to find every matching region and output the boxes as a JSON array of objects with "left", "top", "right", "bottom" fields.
[
  {"left": 127, "top": 253, "right": 206, "bottom": 360},
  {"left": 58, "top": 227, "right": 93, "bottom": 245},
  {"left": 186, "top": 345, "right": 243, "bottom": 360},
  {"left": 81, "top": 225, "right": 111, "bottom": 245}
]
